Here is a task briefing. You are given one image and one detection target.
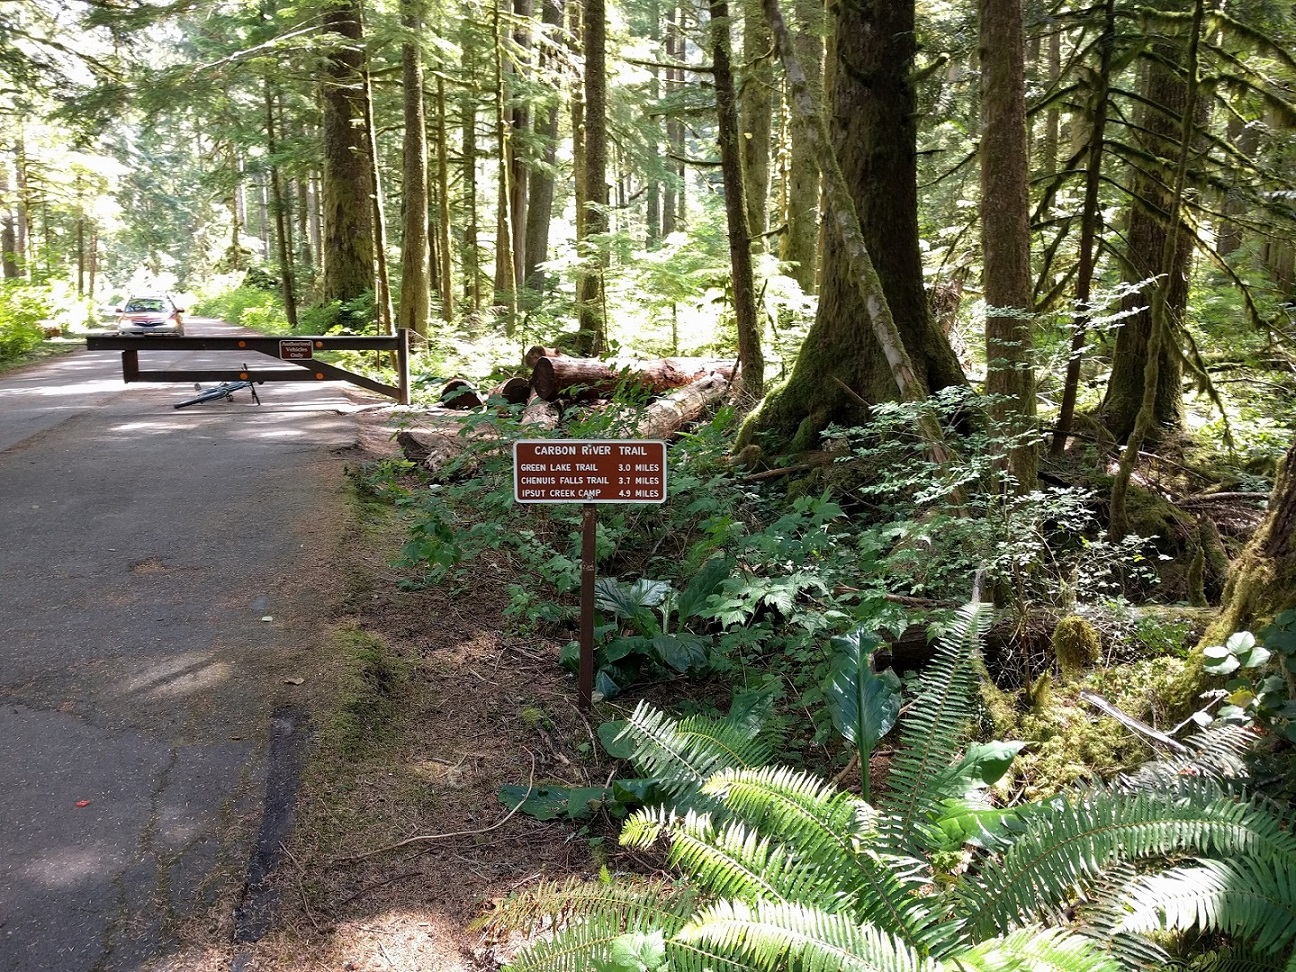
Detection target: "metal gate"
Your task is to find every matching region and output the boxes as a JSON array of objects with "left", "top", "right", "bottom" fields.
[{"left": 86, "top": 330, "right": 411, "bottom": 404}]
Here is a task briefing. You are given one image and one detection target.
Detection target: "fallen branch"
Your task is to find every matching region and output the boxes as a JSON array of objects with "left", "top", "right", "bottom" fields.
[{"left": 1079, "top": 690, "right": 1191, "bottom": 755}]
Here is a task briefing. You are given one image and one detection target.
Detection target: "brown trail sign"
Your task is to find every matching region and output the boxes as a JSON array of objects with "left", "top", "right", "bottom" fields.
[
  {"left": 513, "top": 439, "right": 667, "bottom": 503},
  {"left": 513, "top": 440, "right": 669, "bottom": 709}
]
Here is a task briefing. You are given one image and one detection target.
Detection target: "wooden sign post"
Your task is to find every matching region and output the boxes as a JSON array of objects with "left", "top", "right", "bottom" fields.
[{"left": 514, "top": 440, "right": 668, "bottom": 708}]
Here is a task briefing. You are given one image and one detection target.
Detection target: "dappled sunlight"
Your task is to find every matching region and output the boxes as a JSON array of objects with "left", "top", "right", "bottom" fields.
[
  {"left": 17, "top": 848, "right": 117, "bottom": 890},
  {"left": 124, "top": 652, "right": 233, "bottom": 699},
  {"left": 0, "top": 377, "right": 125, "bottom": 399}
]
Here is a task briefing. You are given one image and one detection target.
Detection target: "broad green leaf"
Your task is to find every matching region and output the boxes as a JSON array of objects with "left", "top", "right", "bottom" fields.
[
  {"left": 934, "top": 799, "right": 1029, "bottom": 850},
  {"left": 949, "top": 741, "right": 1026, "bottom": 792},
  {"left": 675, "top": 556, "right": 735, "bottom": 621},
  {"left": 1203, "top": 643, "right": 1241, "bottom": 676},
  {"left": 1225, "top": 631, "right": 1257, "bottom": 655},
  {"left": 653, "top": 632, "right": 710, "bottom": 672},
  {"left": 728, "top": 680, "right": 779, "bottom": 736},
  {"left": 603, "top": 635, "right": 652, "bottom": 664},
  {"left": 599, "top": 720, "right": 637, "bottom": 759},
  {"left": 497, "top": 784, "right": 610, "bottom": 821},
  {"left": 594, "top": 668, "right": 622, "bottom": 700},
  {"left": 595, "top": 577, "right": 673, "bottom": 618},
  {"left": 824, "top": 626, "right": 901, "bottom": 754},
  {"left": 598, "top": 930, "right": 667, "bottom": 972}
]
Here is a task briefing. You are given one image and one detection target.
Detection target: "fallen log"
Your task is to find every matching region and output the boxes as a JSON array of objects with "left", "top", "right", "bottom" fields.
[
  {"left": 636, "top": 373, "right": 731, "bottom": 439},
  {"left": 489, "top": 376, "right": 531, "bottom": 406},
  {"left": 530, "top": 356, "right": 736, "bottom": 402},
  {"left": 524, "top": 345, "right": 565, "bottom": 369},
  {"left": 396, "top": 429, "right": 473, "bottom": 476},
  {"left": 520, "top": 393, "right": 559, "bottom": 430},
  {"left": 440, "top": 378, "right": 483, "bottom": 409}
]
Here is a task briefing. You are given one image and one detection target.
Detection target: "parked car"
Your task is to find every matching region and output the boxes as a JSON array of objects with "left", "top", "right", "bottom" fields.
[{"left": 117, "top": 296, "right": 185, "bottom": 337}]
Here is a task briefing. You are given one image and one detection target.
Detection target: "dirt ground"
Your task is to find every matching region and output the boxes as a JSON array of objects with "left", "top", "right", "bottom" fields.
[{"left": 225, "top": 408, "right": 618, "bottom": 972}]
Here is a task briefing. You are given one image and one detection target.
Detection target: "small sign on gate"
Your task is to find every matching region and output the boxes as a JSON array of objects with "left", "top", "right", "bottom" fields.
[
  {"left": 514, "top": 439, "right": 667, "bottom": 504},
  {"left": 278, "top": 339, "right": 314, "bottom": 360}
]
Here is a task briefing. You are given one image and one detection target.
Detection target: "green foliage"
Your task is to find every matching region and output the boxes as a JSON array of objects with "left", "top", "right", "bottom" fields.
[
  {"left": 824, "top": 389, "right": 1157, "bottom": 606},
  {"left": 487, "top": 611, "right": 1296, "bottom": 972},
  {"left": 823, "top": 626, "right": 901, "bottom": 802},
  {"left": 1201, "top": 611, "right": 1296, "bottom": 744},
  {"left": 0, "top": 282, "right": 52, "bottom": 360},
  {"left": 191, "top": 280, "right": 291, "bottom": 332}
]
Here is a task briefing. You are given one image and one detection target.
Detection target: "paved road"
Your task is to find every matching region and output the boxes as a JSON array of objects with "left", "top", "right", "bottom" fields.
[{"left": 0, "top": 322, "right": 368, "bottom": 970}]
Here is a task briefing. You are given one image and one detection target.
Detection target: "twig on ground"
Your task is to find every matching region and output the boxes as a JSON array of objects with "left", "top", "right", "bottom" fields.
[
  {"left": 334, "top": 751, "right": 538, "bottom": 864},
  {"left": 280, "top": 841, "right": 323, "bottom": 933}
]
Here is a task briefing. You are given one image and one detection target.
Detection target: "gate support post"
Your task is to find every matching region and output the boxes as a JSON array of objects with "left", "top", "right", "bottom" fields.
[{"left": 397, "top": 328, "right": 411, "bottom": 405}]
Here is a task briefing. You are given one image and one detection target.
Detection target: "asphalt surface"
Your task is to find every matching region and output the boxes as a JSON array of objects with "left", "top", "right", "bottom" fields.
[{"left": 0, "top": 322, "right": 368, "bottom": 970}]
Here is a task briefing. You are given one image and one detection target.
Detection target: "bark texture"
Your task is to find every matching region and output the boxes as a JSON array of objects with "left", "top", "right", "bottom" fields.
[
  {"left": 711, "top": 0, "right": 764, "bottom": 403},
  {"left": 1101, "top": 46, "right": 1193, "bottom": 444},
  {"left": 398, "top": 0, "right": 432, "bottom": 336},
  {"left": 320, "top": 0, "right": 376, "bottom": 302},
  {"left": 778, "top": 0, "right": 822, "bottom": 293},
  {"left": 739, "top": 0, "right": 964, "bottom": 453},
  {"left": 978, "top": 0, "right": 1036, "bottom": 488}
]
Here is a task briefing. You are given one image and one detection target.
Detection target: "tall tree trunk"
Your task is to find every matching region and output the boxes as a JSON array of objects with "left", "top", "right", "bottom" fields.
[
  {"left": 398, "top": 0, "right": 432, "bottom": 336},
  {"left": 778, "top": 0, "right": 821, "bottom": 292},
  {"left": 979, "top": 0, "right": 1037, "bottom": 489},
  {"left": 265, "top": 79, "right": 300, "bottom": 329},
  {"left": 1, "top": 152, "right": 17, "bottom": 279},
  {"left": 296, "top": 179, "right": 312, "bottom": 269},
  {"left": 435, "top": 74, "right": 455, "bottom": 320},
  {"left": 738, "top": 0, "right": 956, "bottom": 466},
  {"left": 1109, "top": 0, "right": 1204, "bottom": 540},
  {"left": 361, "top": 63, "right": 395, "bottom": 333},
  {"left": 664, "top": 3, "right": 685, "bottom": 234},
  {"left": 576, "top": 0, "right": 607, "bottom": 354},
  {"left": 510, "top": 0, "right": 533, "bottom": 292},
  {"left": 739, "top": 0, "right": 964, "bottom": 453},
  {"left": 1050, "top": 0, "right": 1114, "bottom": 456},
  {"left": 711, "top": 0, "right": 764, "bottom": 403},
  {"left": 1216, "top": 114, "right": 1254, "bottom": 258},
  {"left": 1202, "top": 431, "right": 1296, "bottom": 644},
  {"left": 320, "top": 0, "right": 377, "bottom": 302},
  {"left": 492, "top": 0, "right": 518, "bottom": 325},
  {"left": 741, "top": 0, "right": 773, "bottom": 248},
  {"left": 645, "top": 0, "right": 663, "bottom": 247},
  {"left": 524, "top": 0, "right": 563, "bottom": 289},
  {"left": 462, "top": 9, "right": 483, "bottom": 310},
  {"left": 1100, "top": 45, "right": 1195, "bottom": 445}
]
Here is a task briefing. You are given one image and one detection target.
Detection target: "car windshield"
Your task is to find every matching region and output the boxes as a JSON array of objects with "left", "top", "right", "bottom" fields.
[{"left": 125, "top": 298, "right": 166, "bottom": 312}]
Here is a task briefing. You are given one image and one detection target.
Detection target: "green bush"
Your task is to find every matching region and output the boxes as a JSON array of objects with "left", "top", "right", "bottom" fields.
[
  {"left": 0, "top": 283, "right": 52, "bottom": 360},
  {"left": 191, "top": 282, "right": 290, "bottom": 332}
]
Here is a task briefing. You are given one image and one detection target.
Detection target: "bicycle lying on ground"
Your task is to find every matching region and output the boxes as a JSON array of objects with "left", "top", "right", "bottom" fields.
[{"left": 174, "top": 365, "right": 263, "bottom": 408}]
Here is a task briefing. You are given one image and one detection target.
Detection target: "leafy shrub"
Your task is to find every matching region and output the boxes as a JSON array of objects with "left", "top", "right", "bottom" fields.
[
  {"left": 191, "top": 283, "right": 290, "bottom": 331},
  {"left": 0, "top": 282, "right": 52, "bottom": 360}
]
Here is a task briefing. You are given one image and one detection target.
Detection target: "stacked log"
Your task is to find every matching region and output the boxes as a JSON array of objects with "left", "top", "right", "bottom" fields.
[{"left": 529, "top": 355, "right": 736, "bottom": 402}]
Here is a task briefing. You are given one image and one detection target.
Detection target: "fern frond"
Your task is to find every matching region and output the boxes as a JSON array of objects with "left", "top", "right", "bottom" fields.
[
  {"left": 963, "top": 786, "right": 1296, "bottom": 941},
  {"left": 703, "top": 766, "right": 952, "bottom": 954},
  {"left": 1185, "top": 945, "right": 1294, "bottom": 971},
  {"left": 1114, "top": 858, "right": 1296, "bottom": 954},
  {"left": 617, "top": 700, "right": 774, "bottom": 808},
  {"left": 621, "top": 806, "right": 848, "bottom": 911},
  {"left": 885, "top": 603, "right": 991, "bottom": 850},
  {"left": 946, "top": 927, "right": 1122, "bottom": 972},
  {"left": 482, "top": 875, "right": 692, "bottom": 938},
  {"left": 1118, "top": 724, "right": 1255, "bottom": 790},
  {"left": 676, "top": 899, "right": 940, "bottom": 972},
  {"left": 494, "top": 878, "right": 695, "bottom": 972}
]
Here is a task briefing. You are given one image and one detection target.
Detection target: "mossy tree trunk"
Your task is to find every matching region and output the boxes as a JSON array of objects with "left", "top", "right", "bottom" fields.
[
  {"left": 576, "top": 0, "right": 607, "bottom": 354},
  {"left": 397, "top": 0, "right": 431, "bottom": 337},
  {"left": 1100, "top": 44, "right": 1194, "bottom": 445},
  {"left": 738, "top": 0, "right": 964, "bottom": 454},
  {"left": 319, "top": 0, "right": 376, "bottom": 303},
  {"left": 1203, "top": 434, "right": 1296, "bottom": 645},
  {"left": 710, "top": 0, "right": 763, "bottom": 405}
]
